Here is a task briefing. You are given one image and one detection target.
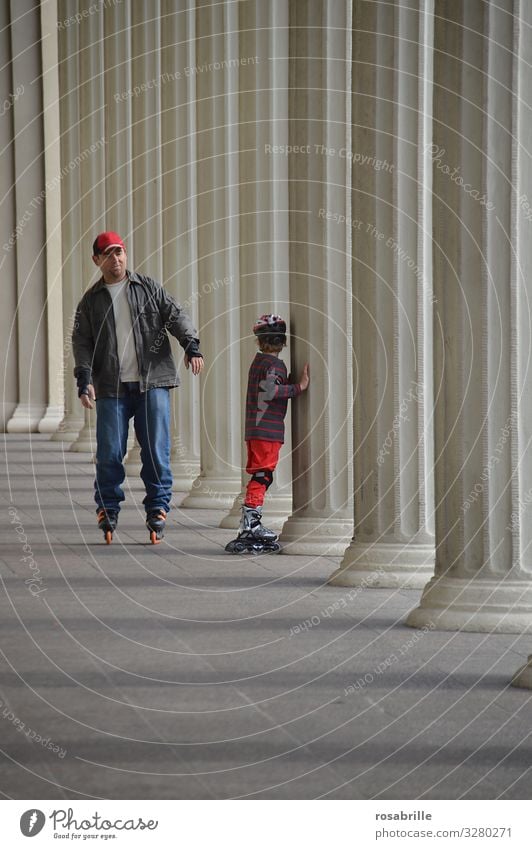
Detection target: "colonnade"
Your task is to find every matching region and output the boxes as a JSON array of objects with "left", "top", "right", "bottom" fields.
[{"left": 3, "top": 0, "right": 532, "bottom": 684}]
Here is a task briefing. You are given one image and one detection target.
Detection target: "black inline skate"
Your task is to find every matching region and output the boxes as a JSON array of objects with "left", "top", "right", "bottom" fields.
[
  {"left": 146, "top": 508, "right": 166, "bottom": 545},
  {"left": 97, "top": 508, "right": 118, "bottom": 544},
  {"left": 225, "top": 505, "right": 281, "bottom": 554}
]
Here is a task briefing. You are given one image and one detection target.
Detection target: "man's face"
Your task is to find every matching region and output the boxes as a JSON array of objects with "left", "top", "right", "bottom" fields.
[{"left": 92, "top": 246, "right": 127, "bottom": 282}]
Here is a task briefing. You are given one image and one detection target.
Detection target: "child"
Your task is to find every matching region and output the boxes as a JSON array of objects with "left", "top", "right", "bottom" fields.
[{"left": 225, "top": 314, "right": 309, "bottom": 553}]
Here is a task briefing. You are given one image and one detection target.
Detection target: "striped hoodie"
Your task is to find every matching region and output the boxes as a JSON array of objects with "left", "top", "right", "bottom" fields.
[{"left": 245, "top": 352, "right": 301, "bottom": 443}]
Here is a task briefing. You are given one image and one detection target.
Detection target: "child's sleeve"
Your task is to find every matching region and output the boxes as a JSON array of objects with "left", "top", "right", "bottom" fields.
[{"left": 267, "top": 363, "right": 302, "bottom": 400}]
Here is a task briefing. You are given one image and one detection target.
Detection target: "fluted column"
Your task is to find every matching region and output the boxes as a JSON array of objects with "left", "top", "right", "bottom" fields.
[
  {"left": 511, "top": 0, "right": 532, "bottom": 684},
  {"left": 162, "top": 0, "right": 201, "bottom": 492},
  {"left": 512, "top": 657, "right": 532, "bottom": 690},
  {"left": 181, "top": 0, "right": 242, "bottom": 509},
  {"left": 38, "top": 0, "right": 64, "bottom": 433},
  {"left": 70, "top": 5, "right": 106, "bottom": 453},
  {"left": 279, "top": 0, "right": 353, "bottom": 555},
  {"left": 52, "top": 2, "right": 84, "bottom": 443},
  {"left": 122, "top": 0, "right": 164, "bottom": 478},
  {"left": 407, "top": 0, "right": 532, "bottom": 633},
  {"left": 0, "top": 2, "right": 19, "bottom": 430},
  {"left": 104, "top": 0, "right": 133, "bottom": 242},
  {"left": 220, "top": 0, "right": 293, "bottom": 530},
  {"left": 7, "top": 0, "right": 48, "bottom": 432},
  {"left": 123, "top": 433, "right": 142, "bottom": 474},
  {"left": 330, "top": 0, "right": 435, "bottom": 588},
  {"left": 104, "top": 0, "right": 136, "bottom": 465},
  {"left": 130, "top": 0, "right": 162, "bottom": 279}
]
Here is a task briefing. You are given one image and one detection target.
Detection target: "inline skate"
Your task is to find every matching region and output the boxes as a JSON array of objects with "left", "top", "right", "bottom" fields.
[
  {"left": 225, "top": 505, "right": 281, "bottom": 554},
  {"left": 146, "top": 508, "right": 167, "bottom": 544},
  {"left": 97, "top": 508, "right": 118, "bottom": 544}
]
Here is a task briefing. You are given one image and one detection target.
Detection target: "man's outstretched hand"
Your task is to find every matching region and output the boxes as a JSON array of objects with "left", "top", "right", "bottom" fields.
[
  {"left": 185, "top": 355, "right": 204, "bottom": 375},
  {"left": 299, "top": 363, "right": 310, "bottom": 391}
]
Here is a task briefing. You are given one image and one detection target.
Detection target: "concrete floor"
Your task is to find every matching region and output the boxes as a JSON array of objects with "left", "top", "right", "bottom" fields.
[{"left": 1, "top": 434, "right": 531, "bottom": 800}]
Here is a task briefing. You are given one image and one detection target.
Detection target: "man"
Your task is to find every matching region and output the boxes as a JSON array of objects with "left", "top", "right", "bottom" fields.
[{"left": 72, "top": 231, "right": 203, "bottom": 543}]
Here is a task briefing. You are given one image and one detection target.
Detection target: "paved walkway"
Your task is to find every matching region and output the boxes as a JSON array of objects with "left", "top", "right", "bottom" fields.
[{"left": 1, "top": 434, "right": 531, "bottom": 800}]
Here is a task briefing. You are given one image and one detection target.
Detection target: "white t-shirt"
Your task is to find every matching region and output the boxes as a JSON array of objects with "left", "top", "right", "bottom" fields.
[{"left": 104, "top": 279, "right": 140, "bottom": 381}]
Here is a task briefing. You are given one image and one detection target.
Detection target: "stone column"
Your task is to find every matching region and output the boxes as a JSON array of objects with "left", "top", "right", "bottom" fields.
[
  {"left": 52, "top": 0, "right": 84, "bottom": 443},
  {"left": 279, "top": 0, "right": 354, "bottom": 554},
  {"left": 38, "top": 0, "right": 64, "bottom": 434},
  {"left": 130, "top": 0, "right": 162, "bottom": 280},
  {"left": 330, "top": 0, "right": 435, "bottom": 588},
  {"left": 7, "top": 0, "right": 48, "bottom": 432},
  {"left": 104, "top": 0, "right": 133, "bottom": 242},
  {"left": 220, "top": 0, "right": 293, "bottom": 530},
  {"left": 123, "top": 0, "right": 163, "bottom": 478},
  {"left": 0, "top": 2, "right": 19, "bottom": 430},
  {"left": 510, "top": 0, "right": 532, "bottom": 684},
  {"left": 407, "top": 0, "right": 532, "bottom": 632},
  {"left": 181, "top": 0, "right": 242, "bottom": 510},
  {"left": 512, "top": 659, "right": 532, "bottom": 690},
  {"left": 124, "top": 437, "right": 142, "bottom": 475},
  {"left": 104, "top": 0, "right": 136, "bottom": 467},
  {"left": 70, "top": 5, "right": 106, "bottom": 453},
  {"left": 161, "top": 0, "right": 201, "bottom": 493}
]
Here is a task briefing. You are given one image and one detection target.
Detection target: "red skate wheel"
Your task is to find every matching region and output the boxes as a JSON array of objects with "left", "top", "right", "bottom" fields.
[
  {"left": 105, "top": 531, "right": 112, "bottom": 545},
  {"left": 150, "top": 531, "right": 161, "bottom": 545}
]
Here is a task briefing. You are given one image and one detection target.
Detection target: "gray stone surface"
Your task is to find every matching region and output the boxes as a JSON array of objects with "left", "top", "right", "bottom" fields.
[{"left": 1, "top": 435, "right": 531, "bottom": 800}]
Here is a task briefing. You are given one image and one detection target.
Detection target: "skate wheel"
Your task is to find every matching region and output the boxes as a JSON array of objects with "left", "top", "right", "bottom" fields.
[
  {"left": 225, "top": 540, "right": 246, "bottom": 553},
  {"left": 105, "top": 531, "right": 112, "bottom": 545},
  {"left": 267, "top": 542, "right": 282, "bottom": 554},
  {"left": 150, "top": 530, "right": 161, "bottom": 545}
]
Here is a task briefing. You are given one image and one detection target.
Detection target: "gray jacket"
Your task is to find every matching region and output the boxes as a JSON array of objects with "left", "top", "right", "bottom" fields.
[{"left": 72, "top": 271, "right": 202, "bottom": 398}]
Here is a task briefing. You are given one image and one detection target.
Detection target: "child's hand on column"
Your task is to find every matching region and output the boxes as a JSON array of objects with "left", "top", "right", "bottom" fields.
[{"left": 299, "top": 363, "right": 310, "bottom": 391}]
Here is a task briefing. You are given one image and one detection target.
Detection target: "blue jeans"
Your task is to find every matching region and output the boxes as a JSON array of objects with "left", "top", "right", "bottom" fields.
[{"left": 94, "top": 383, "right": 172, "bottom": 515}]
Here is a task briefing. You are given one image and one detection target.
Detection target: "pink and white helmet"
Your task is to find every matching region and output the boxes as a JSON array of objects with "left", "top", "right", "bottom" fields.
[{"left": 253, "top": 314, "right": 287, "bottom": 341}]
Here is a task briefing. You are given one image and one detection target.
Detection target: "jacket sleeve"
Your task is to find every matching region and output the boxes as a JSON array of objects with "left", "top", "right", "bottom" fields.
[
  {"left": 265, "top": 363, "right": 302, "bottom": 400},
  {"left": 272, "top": 380, "right": 302, "bottom": 400},
  {"left": 155, "top": 283, "right": 203, "bottom": 358},
  {"left": 72, "top": 297, "right": 94, "bottom": 391}
]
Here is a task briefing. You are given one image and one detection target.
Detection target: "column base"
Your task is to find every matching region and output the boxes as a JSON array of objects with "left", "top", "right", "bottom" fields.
[
  {"left": 37, "top": 405, "right": 65, "bottom": 433},
  {"left": 219, "top": 491, "right": 243, "bottom": 529},
  {"left": 170, "top": 451, "right": 200, "bottom": 493},
  {"left": 173, "top": 467, "right": 200, "bottom": 493},
  {"left": 7, "top": 404, "right": 45, "bottom": 432},
  {"left": 279, "top": 515, "right": 353, "bottom": 556},
  {"left": 69, "top": 421, "right": 95, "bottom": 454},
  {"left": 219, "top": 490, "right": 292, "bottom": 530},
  {"left": 329, "top": 540, "right": 435, "bottom": 589},
  {"left": 406, "top": 576, "right": 532, "bottom": 634},
  {"left": 51, "top": 412, "right": 84, "bottom": 443},
  {"left": 124, "top": 442, "right": 142, "bottom": 474},
  {"left": 180, "top": 474, "right": 241, "bottom": 510},
  {"left": 511, "top": 656, "right": 532, "bottom": 689}
]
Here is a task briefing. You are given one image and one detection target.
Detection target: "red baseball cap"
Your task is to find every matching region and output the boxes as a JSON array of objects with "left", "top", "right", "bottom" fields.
[{"left": 92, "top": 231, "right": 126, "bottom": 255}]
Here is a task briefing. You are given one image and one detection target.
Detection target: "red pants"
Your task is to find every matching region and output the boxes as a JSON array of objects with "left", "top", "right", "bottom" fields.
[{"left": 244, "top": 439, "right": 282, "bottom": 508}]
